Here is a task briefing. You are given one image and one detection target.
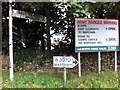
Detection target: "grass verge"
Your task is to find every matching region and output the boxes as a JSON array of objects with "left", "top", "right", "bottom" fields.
[{"left": 2, "top": 69, "right": 118, "bottom": 88}]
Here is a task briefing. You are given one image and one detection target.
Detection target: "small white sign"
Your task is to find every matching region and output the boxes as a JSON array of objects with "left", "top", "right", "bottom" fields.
[{"left": 53, "top": 56, "right": 78, "bottom": 68}]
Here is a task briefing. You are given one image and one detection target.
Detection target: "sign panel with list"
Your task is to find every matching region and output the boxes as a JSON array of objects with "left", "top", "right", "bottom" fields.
[{"left": 75, "top": 18, "right": 119, "bottom": 52}]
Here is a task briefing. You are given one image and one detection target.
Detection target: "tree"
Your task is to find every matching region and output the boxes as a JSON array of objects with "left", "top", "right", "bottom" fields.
[
  {"left": 2, "top": 2, "right": 120, "bottom": 54},
  {"left": 2, "top": 2, "right": 64, "bottom": 52}
]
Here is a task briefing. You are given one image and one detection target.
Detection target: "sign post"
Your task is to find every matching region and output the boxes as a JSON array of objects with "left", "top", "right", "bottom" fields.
[
  {"left": 115, "top": 51, "right": 117, "bottom": 72},
  {"left": 98, "top": 52, "right": 101, "bottom": 74},
  {"left": 78, "top": 53, "right": 81, "bottom": 77},
  {"left": 64, "top": 68, "right": 66, "bottom": 83},
  {"left": 9, "top": 3, "right": 47, "bottom": 81},
  {"left": 9, "top": 0, "right": 13, "bottom": 82},
  {"left": 53, "top": 56, "right": 78, "bottom": 82}
]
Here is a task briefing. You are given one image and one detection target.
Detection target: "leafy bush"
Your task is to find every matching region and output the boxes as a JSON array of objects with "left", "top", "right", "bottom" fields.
[{"left": 13, "top": 47, "right": 55, "bottom": 72}]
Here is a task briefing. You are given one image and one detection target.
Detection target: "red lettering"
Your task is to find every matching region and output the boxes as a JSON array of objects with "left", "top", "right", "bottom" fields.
[
  {"left": 88, "top": 20, "right": 102, "bottom": 24},
  {"left": 104, "top": 21, "right": 117, "bottom": 25},
  {"left": 77, "top": 20, "right": 87, "bottom": 24}
]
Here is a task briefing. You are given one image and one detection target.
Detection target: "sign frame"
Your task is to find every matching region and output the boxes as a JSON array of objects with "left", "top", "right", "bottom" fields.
[{"left": 75, "top": 18, "right": 119, "bottom": 53}]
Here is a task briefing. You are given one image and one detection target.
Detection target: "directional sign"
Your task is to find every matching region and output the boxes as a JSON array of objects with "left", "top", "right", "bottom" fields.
[
  {"left": 53, "top": 56, "right": 78, "bottom": 68},
  {"left": 12, "top": 9, "right": 47, "bottom": 23}
]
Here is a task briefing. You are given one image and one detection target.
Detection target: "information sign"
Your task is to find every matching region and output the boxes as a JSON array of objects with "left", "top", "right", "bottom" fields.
[{"left": 75, "top": 18, "right": 119, "bottom": 52}]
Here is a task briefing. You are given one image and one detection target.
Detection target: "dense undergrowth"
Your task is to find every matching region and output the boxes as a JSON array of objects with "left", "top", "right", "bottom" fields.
[{"left": 2, "top": 47, "right": 120, "bottom": 73}]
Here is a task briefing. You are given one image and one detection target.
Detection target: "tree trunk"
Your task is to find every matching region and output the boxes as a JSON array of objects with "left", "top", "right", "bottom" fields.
[
  {"left": 40, "top": 23, "right": 45, "bottom": 51},
  {"left": 46, "top": 6, "right": 51, "bottom": 51}
]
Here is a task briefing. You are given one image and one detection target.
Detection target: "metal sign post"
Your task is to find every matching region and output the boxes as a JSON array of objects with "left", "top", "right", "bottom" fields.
[
  {"left": 64, "top": 68, "right": 66, "bottom": 83},
  {"left": 9, "top": 1, "right": 13, "bottom": 81},
  {"left": 98, "top": 52, "right": 101, "bottom": 74},
  {"left": 115, "top": 51, "right": 117, "bottom": 72},
  {"left": 78, "top": 53, "right": 81, "bottom": 77}
]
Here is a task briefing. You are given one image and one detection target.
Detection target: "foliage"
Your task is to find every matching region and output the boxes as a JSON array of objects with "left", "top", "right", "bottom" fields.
[
  {"left": 13, "top": 47, "right": 56, "bottom": 72},
  {"left": 2, "top": 71, "right": 63, "bottom": 88},
  {"left": 2, "top": 70, "right": 118, "bottom": 88},
  {"left": 13, "top": 47, "right": 76, "bottom": 72},
  {"left": 2, "top": 2, "right": 63, "bottom": 51},
  {"left": 2, "top": 2, "right": 120, "bottom": 54},
  {"left": 2, "top": 2, "right": 120, "bottom": 89},
  {"left": 53, "top": 42, "right": 75, "bottom": 56},
  {"left": 64, "top": 70, "right": 118, "bottom": 88},
  {"left": 1, "top": 48, "right": 118, "bottom": 72}
]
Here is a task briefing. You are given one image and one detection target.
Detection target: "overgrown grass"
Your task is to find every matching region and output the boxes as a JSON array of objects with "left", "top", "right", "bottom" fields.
[
  {"left": 2, "top": 70, "right": 118, "bottom": 88},
  {"left": 2, "top": 71, "right": 63, "bottom": 88},
  {"left": 64, "top": 70, "right": 118, "bottom": 88}
]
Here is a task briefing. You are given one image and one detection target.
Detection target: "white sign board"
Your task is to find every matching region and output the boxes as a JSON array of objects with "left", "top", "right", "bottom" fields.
[
  {"left": 12, "top": 9, "right": 47, "bottom": 23},
  {"left": 53, "top": 56, "right": 78, "bottom": 68},
  {"left": 75, "top": 18, "right": 119, "bottom": 52}
]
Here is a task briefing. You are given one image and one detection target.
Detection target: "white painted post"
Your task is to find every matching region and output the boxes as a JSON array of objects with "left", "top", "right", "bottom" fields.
[
  {"left": 9, "top": 0, "right": 13, "bottom": 81},
  {"left": 64, "top": 68, "right": 66, "bottom": 83},
  {"left": 115, "top": 51, "right": 117, "bottom": 72},
  {"left": 98, "top": 52, "right": 101, "bottom": 74},
  {"left": 78, "top": 53, "right": 81, "bottom": 77}
]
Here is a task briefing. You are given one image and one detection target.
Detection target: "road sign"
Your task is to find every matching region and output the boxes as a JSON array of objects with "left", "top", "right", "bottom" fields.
[
  {"left": 12, "top": 9, "right": 47, "bottom": 23},
  {"left": 75, "top": 18, "right": 119, "bottom": 52},
  {"left": 53, "top": 56, "right": 78, "bottom": 68}
]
